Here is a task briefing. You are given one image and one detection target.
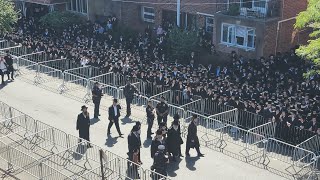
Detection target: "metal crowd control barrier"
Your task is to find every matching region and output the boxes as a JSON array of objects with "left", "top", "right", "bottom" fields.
[
  {"left": 19, "top": 51, "right": 50, "bottom": 63},
  {"left": 0, "top": 102, "right": 170, "bottom": 180},
  {"left": 0, "top": 45, "right": 27, "bottom": 57},
  {"left": 59, "top": 71, "right": 90, "bottom": 102},
  {"left": 0, "top": 40, "right": 10, "bottom": 49},
  {"left": 6, "top": 44, "right": 320, "bottom": 179},
  {"left": 37, "top": 58, "right": 82, "bottom": 72},
  {"left": 150, "top": 90, "right": 202, "bottom": 107},
  {"left": 87, "top": 78, "right": 119, "bottom": 108},
  {"left": 34, "top": 63, "right": 63, "bottom": 90},
  {"left": 0, "top": 102, "right": 24, "bottom": 120}
]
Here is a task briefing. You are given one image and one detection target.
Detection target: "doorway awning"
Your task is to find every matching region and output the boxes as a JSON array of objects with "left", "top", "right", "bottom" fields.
[{"left": 22, "top": 0, "right": 68, "bottom": 5}]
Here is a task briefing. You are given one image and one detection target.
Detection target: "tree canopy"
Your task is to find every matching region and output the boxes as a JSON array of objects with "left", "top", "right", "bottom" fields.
[
  {"left": 167, "top": 27, "right": 198, "bottom": 63},
  {"left": 40, "top": 11, "right": 86, "bottom": 32},
  {"left": 0, "top": 0, "right": 19, "bottom": 34},
  {"left": 295, "top": 0, "right": 320, "bottom": 78}
]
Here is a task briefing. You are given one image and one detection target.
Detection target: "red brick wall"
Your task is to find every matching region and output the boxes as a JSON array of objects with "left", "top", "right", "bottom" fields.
[
  {"left": 276, "top": 0, "right": 308, "bottom": 53},
  {"left": 112, "top": 0, "right": 219, "bottom": 31},
  {"left": 281, "top": 0, "right": 307, "bottom": 19},
  {"left": 263, "top": 21, "right": 278, "bottom": 56}
]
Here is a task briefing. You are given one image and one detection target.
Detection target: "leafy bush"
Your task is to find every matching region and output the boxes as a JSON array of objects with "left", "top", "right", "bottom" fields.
[
  {"left": 40, "top": 11, "right": 86, "bottom": 31},
  {"left": 0, "top": 0, "right": 18, "bottom": 33},
  {"left": 167, "top": 27, "right": 198, "bottom": 62}
]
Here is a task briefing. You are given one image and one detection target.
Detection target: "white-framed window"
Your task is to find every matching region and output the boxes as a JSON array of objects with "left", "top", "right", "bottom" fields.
[
  {"left": 67, "top": 0, "right": 87, "bottom": 14},
  {"left": 241, "top": 0, "right": 267, "bottom": 15},
  {"left": 205, "top": 17, "right": 214, "bottom": 33},
  {"left": 142, "top": 7, "right": 155, "bottom": 23},
  {"left": 221, "top": 23, "right": 256, "bottom": 50}
]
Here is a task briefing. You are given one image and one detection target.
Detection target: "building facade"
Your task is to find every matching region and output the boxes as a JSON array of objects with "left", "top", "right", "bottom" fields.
[
  {"left": 14, "top": 0, "right": 309, "bottom": 58},
  {"left": 212, "top": 0, "right": 309, "bottom": 58},
  {"left": 112, "top": 0, "right": 309, "bottom": 58}
]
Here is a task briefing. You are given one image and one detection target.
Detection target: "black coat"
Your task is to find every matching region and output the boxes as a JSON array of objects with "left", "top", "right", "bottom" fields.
[
  {"left": 76, "top": 113, "right": 90, "bottom": 141},
  {"left": 151, "top": 139, "right": 165, "bottom": 158},
  {"left": 123, "top": 84, "right": 138, "bottom": 100},
  {"left": 108, "top": 105, "right": 121, "bottom": 120},
  {"left": 92, "top": 86, "right": 102, "bottom": 101},
  {"left": 128, "top": 133, "right": 141, "bottom": 153},
  {"left": 186, "top": 122, "right": 200, "bottom": 148},
  {"left": 167, "top": 127, "right": 183, "bottom": 155}
]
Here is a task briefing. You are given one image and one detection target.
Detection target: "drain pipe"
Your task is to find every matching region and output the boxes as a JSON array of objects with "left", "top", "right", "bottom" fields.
[{"left": 274, "top": 16, "right": 297, "bottom": 54}]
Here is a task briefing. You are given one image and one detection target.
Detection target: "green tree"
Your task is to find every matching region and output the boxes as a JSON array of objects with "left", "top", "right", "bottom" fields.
[
  {"left": 40, "top": 11, "right": 86, "bottom": 32},
  {"left": 167, "top": 27, "right": 198, "bottom": 62},
  {"left": 0, "top": 0, "right": 19, "bottom": 33},
  {"left": 295, "top": 0, "right": 320, "bottom": 77}
]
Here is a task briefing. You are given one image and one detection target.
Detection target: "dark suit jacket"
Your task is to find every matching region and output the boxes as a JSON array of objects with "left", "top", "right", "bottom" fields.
[
  {"left": 108, "top": 105, "right": 121, "bottom": 120},
  {"left": 128, "top": 133, "right": 141, "bottom": 153}
]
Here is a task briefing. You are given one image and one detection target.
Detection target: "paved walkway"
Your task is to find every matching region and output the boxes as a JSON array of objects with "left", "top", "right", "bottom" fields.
[{"left": 0, "top": 79, "right": 286, "bottom": 180}]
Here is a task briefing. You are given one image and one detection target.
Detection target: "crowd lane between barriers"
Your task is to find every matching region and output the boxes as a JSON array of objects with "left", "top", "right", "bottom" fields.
[{"left": 0, "top": 101, "right": 171, "bottom": 180}]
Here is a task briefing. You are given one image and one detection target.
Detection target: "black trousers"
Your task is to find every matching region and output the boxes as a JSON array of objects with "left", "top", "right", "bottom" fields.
[
  {"left": 157, "top": 115, "right": 167, "bottom": 126},
  {"left": 8, "top": 66, "right": 14, "bottom": 79},
  {"left": 147, "top": 117, "right": 154, "bottom": 137},
  {"left": 126, "top": 98, "right": 132, "bottom": 115},
  {"left": 107, "top": 118, "right": 121, "bottom": 135},
  {"left": 0, "top": 70, "right": 6, "bottom": 83},
  {"left": 186, "top": 146, "right": 201, "bottom": 155},
  {"left": 93, "top": 99, "right": 101, "bottom": 118}
]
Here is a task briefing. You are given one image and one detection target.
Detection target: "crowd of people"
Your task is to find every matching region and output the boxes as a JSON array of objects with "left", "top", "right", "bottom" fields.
[
  {"left": 0, "top": 51, "right": 15, "bottom": 85},
  {"left": 3, "top": 16, "right": 320, "bottom": 135},
  {"left": 1, "top": 12, "right": 319, "bottom": 179}
]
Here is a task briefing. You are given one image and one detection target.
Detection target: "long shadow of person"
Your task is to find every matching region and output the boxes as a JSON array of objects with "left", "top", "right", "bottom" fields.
[
  {"left": 121, "top": 117, "right": 134, "bottom": 125},
  {"left": 73, "top": 144, "right": 88, "bottom": 160},
  {"left": 143, "top": 138, "right": 152, "bottom": 148},
  {"left": 90, "top": 118, "right": 100, "bottom": 125},
  {"left": 167, "top": 158, "right": 182, "bottom": 177},
  {"left": 185, "top": 156, "right": 200, "bottom": 171},
  {"left": 105, "top": 134, "right": 118, "bottom": 147}
]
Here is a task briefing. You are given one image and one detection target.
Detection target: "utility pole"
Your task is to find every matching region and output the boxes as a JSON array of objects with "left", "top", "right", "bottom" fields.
[{"left": 177, "top": 0, "right": 181, "bottom": 27}]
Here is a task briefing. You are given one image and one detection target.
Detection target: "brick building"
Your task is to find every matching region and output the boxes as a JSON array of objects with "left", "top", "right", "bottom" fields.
[
  {"left": 212, "top": 0, "right": 309, "bottom": 58},
  {"left": 14, "top": 0, "right": 309, "bottom": 58},
  {"left": 111, "top": 0, "right": 309, "bottom": 58}
]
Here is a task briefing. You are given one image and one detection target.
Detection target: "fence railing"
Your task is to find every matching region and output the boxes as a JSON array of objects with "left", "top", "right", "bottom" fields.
[
  {"left": 0, "top": 101, "right": 170, "bottom": 180},
  {"left": 3, "top": 42, "right": 320, "bottom": 179}
]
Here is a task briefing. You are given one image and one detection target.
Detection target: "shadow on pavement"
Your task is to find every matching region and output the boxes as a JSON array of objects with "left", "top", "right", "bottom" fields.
[
  {"left": 121, "top": 117, "right": 134, "bottom": 125},
  {"left": 73, "top": 144, "right": 88, "bottom": 160},
  {"left": 90, "top": 118, "right": 100, "bottom": 125},
  {"left": 143, "top": 138, "right": 152, "bottom": 148},
  {"left": 185, "top": 156, "right": 200, "bottom": 171},
  {"left": 167, "top": 158, "right": 182, "bottom": 177},
  {"left": 105, "top": 134, "right": 119, "bottom": 147}
]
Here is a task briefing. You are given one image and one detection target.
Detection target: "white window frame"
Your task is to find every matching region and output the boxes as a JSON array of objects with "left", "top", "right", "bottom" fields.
[
  {"left": 240, "top": 0, "right": 268, "bottom": 15},
  {"left": 142, "top": 6, "right": 155, "bottom": 23},
  {"left": 67, "top": 0, "right": 88, "bottom": 14},
  {"left": 220, "top": 23, "right": 256, "bottom": 50},
  {"left": 205, "top": 17, "right": 214, "bottom": 33}
]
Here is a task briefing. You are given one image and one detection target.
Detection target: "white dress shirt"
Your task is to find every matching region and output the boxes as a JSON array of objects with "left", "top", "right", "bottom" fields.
[{"left": 113, "top": 105, "right": 117, "bottom": 116}]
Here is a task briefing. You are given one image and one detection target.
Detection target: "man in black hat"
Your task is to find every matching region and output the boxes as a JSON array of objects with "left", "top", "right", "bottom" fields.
[
  {"left": 186, "top": 115, "right": 204, "bottom": 157},
  {"left": 4, "top": 51, "right": 14, "bottom": 80},
  {"left": 123, "top": 81, "right": 140, "bottom": 117},
  {"left": 92, "top": 82, "right": 103, "bottom": 118},
  {"left": 108, "top": 99, "right": 123, "bottom": 137},
  {"left": 167, "top": 120, "right": 183, "bottom": 161},
  {"left": 128, "top": 123, "right": 142, "bottom": 164},
  {"left": 146, "top": 100, "right": 155, "bottom": 139},
  {"left": 76, "top": 105, "right": 92, "bottom": 148},
  {"left": 156, "top": 96, "right": 169, "bottom": 125},
  {"left": 151, "top": 129, "right": 166, "bottom": 158}
]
